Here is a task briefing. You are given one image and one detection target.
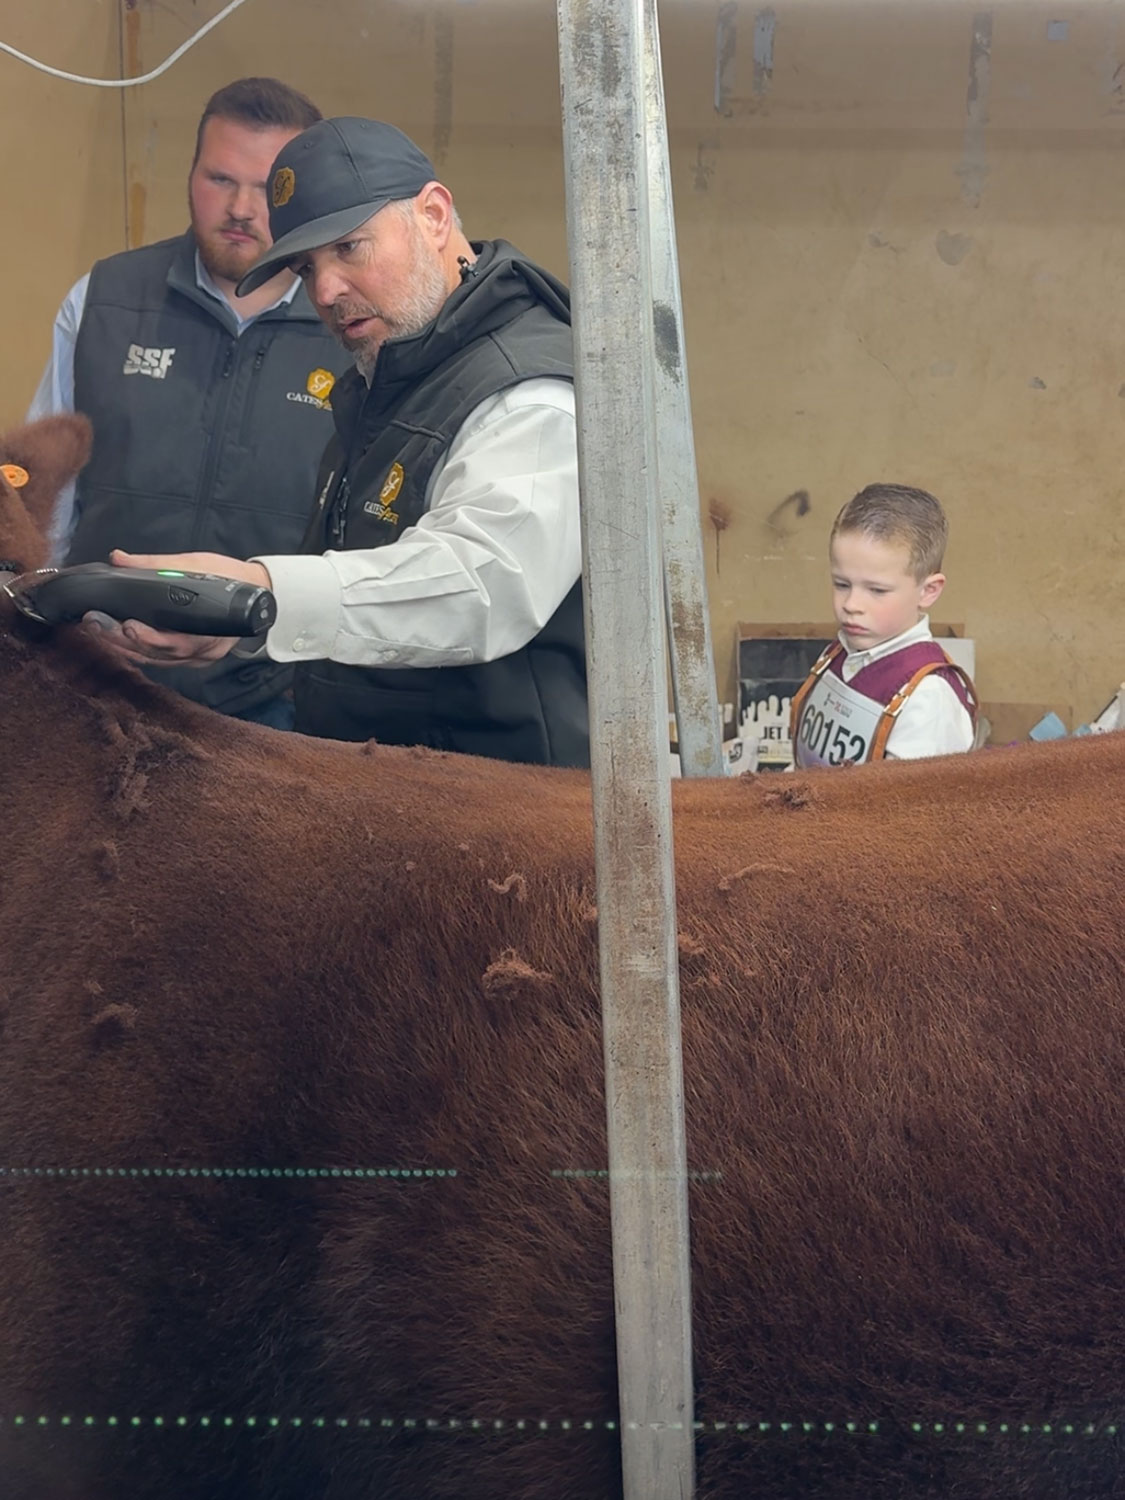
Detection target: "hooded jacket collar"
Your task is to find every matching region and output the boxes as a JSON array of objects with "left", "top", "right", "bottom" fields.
[{"left": 329, "top": 239, "right": 571, "bottom": 437}]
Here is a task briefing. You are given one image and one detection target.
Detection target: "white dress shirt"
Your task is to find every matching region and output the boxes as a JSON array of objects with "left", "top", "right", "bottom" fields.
[
  {"left": 258, "top": 376, "right": 580, "bottom": 670},
  {"left": 837, "top": 616, "right": 975, "bottom": 758}
]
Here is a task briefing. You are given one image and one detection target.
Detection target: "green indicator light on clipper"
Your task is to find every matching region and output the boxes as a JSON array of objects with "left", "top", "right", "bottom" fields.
[{"left": 156, "top": 569, "right": 186, "bottom": 578}]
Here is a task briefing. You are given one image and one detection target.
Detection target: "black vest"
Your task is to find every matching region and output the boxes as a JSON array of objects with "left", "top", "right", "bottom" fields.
[
  {"left": 70, "top": 231, "right": 349, "bottom": 716},
  {"left": 294, "top": 241, "right": 589, "bottom": 768}
]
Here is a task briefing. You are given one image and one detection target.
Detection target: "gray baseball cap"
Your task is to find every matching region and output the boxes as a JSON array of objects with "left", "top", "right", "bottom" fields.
[{"left": 236, "top": 117, "right": 437, "bottom": 296}]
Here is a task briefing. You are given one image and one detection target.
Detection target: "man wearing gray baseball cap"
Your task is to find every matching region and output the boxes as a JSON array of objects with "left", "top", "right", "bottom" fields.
[{"left": 97, "top": 116, "right": 588, "bottom": 768}]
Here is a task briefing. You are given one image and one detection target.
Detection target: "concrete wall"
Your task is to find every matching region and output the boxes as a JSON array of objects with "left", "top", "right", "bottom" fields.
[{"left": 4, "top": 0, "right": 1123, "bottom": 725}]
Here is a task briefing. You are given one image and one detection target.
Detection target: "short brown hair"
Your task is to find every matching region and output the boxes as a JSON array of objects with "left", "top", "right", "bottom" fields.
[
  {"left": 830, "top": 483, "right": 948, "bottom": 579},
  {"left": 192, "top": 78, "right": 321, "bottom": 166}
]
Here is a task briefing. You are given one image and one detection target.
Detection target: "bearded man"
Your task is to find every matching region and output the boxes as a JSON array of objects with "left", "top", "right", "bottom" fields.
[
  {"left": 93, "top": 117, "right": 588, "bottom": 767},
  {"left": 28, "top": 78, "right": 350, "bottom": 728}
]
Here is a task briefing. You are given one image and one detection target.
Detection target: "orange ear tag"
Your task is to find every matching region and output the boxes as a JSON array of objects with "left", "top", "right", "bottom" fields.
[{"left": 1, "top": 464, "right": 29, "bottom": 488}]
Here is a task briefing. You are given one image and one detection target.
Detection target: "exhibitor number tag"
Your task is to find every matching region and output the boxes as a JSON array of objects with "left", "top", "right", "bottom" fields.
[{"left": 794, "top": 673, "right": 884, "bottom": 769}]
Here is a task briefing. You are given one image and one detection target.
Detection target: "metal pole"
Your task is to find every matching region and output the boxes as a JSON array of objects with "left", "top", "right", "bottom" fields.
[
  {"left": 557, "top": 3, "right": 696, "bottom": 1498},
  {"left": 643, "top": 0, "right": 726, "bottom": 780}
]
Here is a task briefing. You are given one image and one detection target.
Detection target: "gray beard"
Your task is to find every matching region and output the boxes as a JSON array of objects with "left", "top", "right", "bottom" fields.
[
  {"left": 347, "top": 242, "right": 451, "bottom": 384},
  {"left": 355, "top": 345, "right": 380, "bottom": 385},
  {"left": 349, "top": 303, "right": 441, "bottom": 384}
]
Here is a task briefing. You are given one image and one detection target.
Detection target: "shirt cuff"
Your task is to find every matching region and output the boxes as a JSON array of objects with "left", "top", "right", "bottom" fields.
[{"left": 252, "top": 553, "right": 343, "bottom": 662}]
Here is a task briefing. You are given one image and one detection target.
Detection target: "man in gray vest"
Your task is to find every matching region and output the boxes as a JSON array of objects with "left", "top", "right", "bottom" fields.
[
  {"left": 27, "top": 78, "right": 351, "bottom": 729},
  {"left": 87, "top": 117, "right": 589, "bottom": 767}
]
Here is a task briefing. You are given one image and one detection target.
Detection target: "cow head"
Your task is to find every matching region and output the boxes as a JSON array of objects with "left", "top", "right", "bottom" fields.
[{"left": 0, "top": 414, "right": 92, "bottom": 574}]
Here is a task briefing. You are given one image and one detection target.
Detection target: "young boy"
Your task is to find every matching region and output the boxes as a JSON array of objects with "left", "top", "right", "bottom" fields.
[{"left": 790, "top": 484, "right": 977, "bottom": 767}]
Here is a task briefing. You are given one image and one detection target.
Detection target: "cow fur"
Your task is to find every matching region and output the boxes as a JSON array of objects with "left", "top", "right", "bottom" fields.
[{"left": 1, "top": 415, "right": 1124, "bottom": 1499}]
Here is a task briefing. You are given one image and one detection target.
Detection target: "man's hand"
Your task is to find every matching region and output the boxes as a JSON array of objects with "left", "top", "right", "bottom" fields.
[{"left": 83, "top": 549, "right": 273, "bottom": 668}]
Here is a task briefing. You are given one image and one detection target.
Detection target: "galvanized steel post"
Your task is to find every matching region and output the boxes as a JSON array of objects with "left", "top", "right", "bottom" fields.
[
  {"left": 557, "top": 2, "right": 696, "bottom": 1497},
  {"left": 643, "top": 0, "right": 726, "bottom": 780}
]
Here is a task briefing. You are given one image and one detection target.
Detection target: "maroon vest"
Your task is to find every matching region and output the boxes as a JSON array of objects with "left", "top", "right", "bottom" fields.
[
  {"left": 832, "top": 641, "right": 976, "bottom": 717},
  {"left": 789, "top": 637, "right": 978, "bottom": 766}
]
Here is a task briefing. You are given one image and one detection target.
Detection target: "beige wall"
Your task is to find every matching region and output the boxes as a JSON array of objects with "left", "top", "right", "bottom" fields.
[
  {"left": 4, "top": 0, "right": 125, "bottom": 412},
  {"left": 3, "top": 0, "right": 1123, "bottom": 725}
]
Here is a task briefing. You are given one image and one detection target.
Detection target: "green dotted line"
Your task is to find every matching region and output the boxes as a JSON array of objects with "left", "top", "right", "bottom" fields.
[
  {"left": 3, "top": 1415, "right": 1119, "bottom": 1436},
  {"left": 551, "top": 1169, "right": 723, "bottom": 1182},
  {"left": 0, "top": 1167, "right": 457, "bottom": 1180}
]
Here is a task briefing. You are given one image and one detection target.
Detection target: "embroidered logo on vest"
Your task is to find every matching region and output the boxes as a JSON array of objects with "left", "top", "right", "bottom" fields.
[
  {"left": 306, "top": 368, "right": 335, "bottom": 401},
  {"left": 272, "top": 167, "right": 296, "bottom": 208},
  {"left": 286, "top": 367, "right": 336, "bottom": 411},
  {"left": 363, "top": 462, "right": 404, "bottom": 526},
  {"left": 123, "top": 344, "right": 175, "bottom": 380}
]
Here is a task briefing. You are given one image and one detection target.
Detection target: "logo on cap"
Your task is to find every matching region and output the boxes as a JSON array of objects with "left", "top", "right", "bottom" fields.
[
  {"left": 307, "top": 368, "right": 335, "bottom": 401},
  {"left": 272, "top": 167, "right": 296, "bottom": 208}
]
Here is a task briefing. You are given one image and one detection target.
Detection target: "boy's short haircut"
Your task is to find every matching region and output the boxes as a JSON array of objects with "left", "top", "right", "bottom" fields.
[
  {"left": 830, "top": 483, "right": 948, "bottom": 580},
  {"left": 192, "top": 78, "right": 322, "bottom": 167}
]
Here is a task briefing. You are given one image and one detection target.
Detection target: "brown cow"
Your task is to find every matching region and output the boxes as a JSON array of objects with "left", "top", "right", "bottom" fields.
[{"left": 1, "top": 415, "right": 1124, "bottom": 1500}]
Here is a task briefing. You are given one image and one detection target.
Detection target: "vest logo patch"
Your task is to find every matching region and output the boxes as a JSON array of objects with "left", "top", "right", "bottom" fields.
[
  {"left": 306, "top": 368, "right": 335, "bottom": 401},
  {"left": 272, "top": 167, "right": 296, "bottom": 208},
  {"left": 380, "top": 463, "right": 404, "bottom": 505},
  {"left": 363, "top": 464, "right": 405, "bottom": 526},
  {"left": 287, "top": 367, "right": 335, "bottom": 411},
  {"left": 123, "top": 344, "right": 175, "bottom": 380}
]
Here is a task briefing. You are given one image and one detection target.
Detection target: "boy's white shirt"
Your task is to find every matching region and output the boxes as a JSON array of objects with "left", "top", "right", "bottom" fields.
[{"left": 836, "top": 615, "right": 974, "bottom": 759}]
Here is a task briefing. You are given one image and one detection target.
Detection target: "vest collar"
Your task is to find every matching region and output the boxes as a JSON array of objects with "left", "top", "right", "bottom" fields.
[
  {"left": 335, "top": 240, "right": 571, "bottom": 428},
  {"left": 164, "top": 229, "right": 323, "bottom": 330}
]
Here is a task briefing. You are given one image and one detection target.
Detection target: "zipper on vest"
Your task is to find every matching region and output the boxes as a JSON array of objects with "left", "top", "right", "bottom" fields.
[
  {"left": 314, "top": 469, "right": 336, "bottom": 519},
  {"left": 188, "top": 339, "right": 239, "bottom": 549},
  {"left": 330, "top": 477, "right": 350, "bottom": 550}
]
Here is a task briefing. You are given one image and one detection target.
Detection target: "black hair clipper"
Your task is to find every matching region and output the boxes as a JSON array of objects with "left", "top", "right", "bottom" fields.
[{"left": 2, "top": 563, "right": 277, "bottom": 636}]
